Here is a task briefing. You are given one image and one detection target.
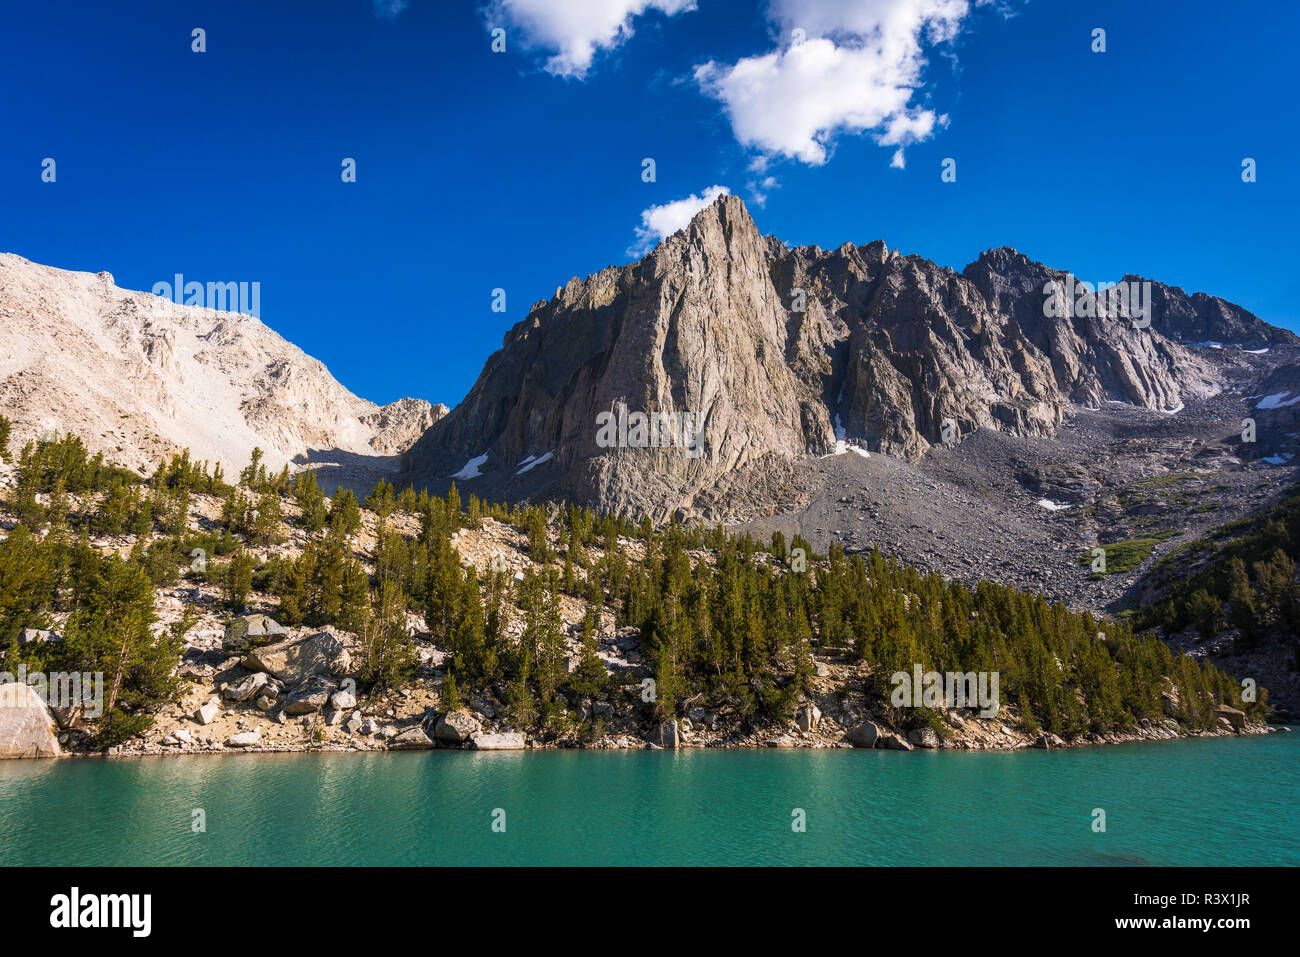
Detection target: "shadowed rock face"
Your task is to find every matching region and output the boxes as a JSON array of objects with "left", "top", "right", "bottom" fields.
[{"left": 402, "top": 194, "right": 1292, "bottom": 517}]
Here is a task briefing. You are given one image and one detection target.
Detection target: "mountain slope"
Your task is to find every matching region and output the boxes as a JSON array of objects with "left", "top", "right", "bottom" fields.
[
  {"left": 0, "top": 253, "right": 445, "bottom": 477},
  {"left": 403, "top": 194, "right": 1295, "bottom": 517}
]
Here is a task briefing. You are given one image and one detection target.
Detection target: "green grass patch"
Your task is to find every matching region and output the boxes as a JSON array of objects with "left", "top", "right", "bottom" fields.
[
  {"left": 1081, "top": 529, "right": 1184, "bottom": 577},
  {"left": 1133, "top": 472, "right": 1201, "bottom": 489}
]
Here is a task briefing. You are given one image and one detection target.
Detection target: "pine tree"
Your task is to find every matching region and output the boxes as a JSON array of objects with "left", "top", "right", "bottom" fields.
[
  {"left": 240, "top": 447, "right": 266, "bottom": 490},
  {"left": 567, "top": 610, "right": 609, "bottom": 699},
  {"left": 221, "top": 486, "right": 250, "bottom": 533},
  {"left": 446, "top": 482, "right": 461, "bottom": 532},
  {"left": 249, "top": 490, "right": 283, "bottom": 546},
  {"left": 1227, "top": 557, "right": 1259, "bottom": 648},
  {"left": 365, "top": 478, "right": 396, "bottom": 521},
  {"left": 328, "top": 488, "right": 362, "bottom": 536},
  {"left": 526, "top": 507, "right": 552, "bottom": 562},
  {"left": 1187, "top": 588, "right": 1222, "bottom": 639},
  {"left": 293, "top": 470, "right": 327, "bottom": 532},
  {"left": 441, "top": 666, "right": 463, "bottom": 710},
  {"left": 220, "top": 550, "right": 255, "bottom": 611},
  {"left": 60, "top": 557, "right": 187, "bottom": 746},
  {"left": 94, "top": 479, "right": 136, "bottom": 536},
  {"left": 449, "top": 568, "right": 494, "bottom": 681},
  {"left": 356, "top": 581, "right": 417, "bottom": 691}
]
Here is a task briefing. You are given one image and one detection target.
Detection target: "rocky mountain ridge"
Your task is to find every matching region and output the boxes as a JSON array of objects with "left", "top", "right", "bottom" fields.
[
  {"left": 0, "top": 253, "right": 444, "bottom": 480},
  {"left": 403, "top": 194, "right": 1294, "bottom": 518}
]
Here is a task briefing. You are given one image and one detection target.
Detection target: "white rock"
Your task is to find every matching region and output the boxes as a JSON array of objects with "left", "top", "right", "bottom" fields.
[
  {"left": 470, "top": 731, "right": 526, "bottom": 750},
  {"left": 0, "top": 683, "right": 61, "bottom": 759},
  {"left": 194, "top": 699, "right": 220, "bottom": 725},
  {"left": 330, "top": 689, "right": 357, "bottom": 711}
]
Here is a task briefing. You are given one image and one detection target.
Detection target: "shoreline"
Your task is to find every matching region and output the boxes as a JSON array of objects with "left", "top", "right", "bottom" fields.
[{"left": 46, "top": 717, "right": 1283, "bottom": 761}]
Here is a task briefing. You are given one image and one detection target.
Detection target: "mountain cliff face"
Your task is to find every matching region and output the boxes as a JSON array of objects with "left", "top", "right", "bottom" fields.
[
  {"left": 0, "top": 253, "right": 444, "bottom": 475},
  {"left": 403, "top": 195, "right": 1293, "bottom": 516}
]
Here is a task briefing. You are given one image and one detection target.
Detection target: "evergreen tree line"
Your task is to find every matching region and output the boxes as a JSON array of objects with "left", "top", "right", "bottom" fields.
[
  {"left": 0, "top": 526, "right": 189, "bottom": 746},
  {"left": 0, "top": 433, "right": 1267, "bottom": 747},
  {"left": 1136, "top": 486, "right": 1300, "bottom": 665}
]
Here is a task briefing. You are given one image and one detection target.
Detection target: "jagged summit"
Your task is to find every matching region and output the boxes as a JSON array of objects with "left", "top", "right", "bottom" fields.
[
  {"left": 0, "top": 253, "right": 443, "bottom": 479},
  {"left": 402, "top": 195, "right": 1295, "bottom": 518}
]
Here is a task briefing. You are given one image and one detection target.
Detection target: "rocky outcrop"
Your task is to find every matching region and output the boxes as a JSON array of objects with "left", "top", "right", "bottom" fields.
[
  {"left": 388, "top": 726, "right": 435, "bottom": 750},
  {"left": 362, "top": 397, "right": 449, "bottom": 455},
  {"left": 222, "top": 615, "right": 286, "bottom": 656},
  {"left": 283, "top": 677, "right": 336, "bottom": 716},
  {"left": 0, "top": 683, "right": 61, "bottom": 758},
  {"left": 1245, "top": 363, "right": 1300, "bottom": 460},
  {"left": 433, "top": 709, "right": 481, "bottom": 744},
  {"left": 846, "top": 720, "right": 880, "bottom": 748},
  {"left": 796, "top": 704, "right": 822, "bottom": 733},
  {"left": 220, "top": 671, "right": 271, "bottom": 703},
  {"left": 907, "top": 727, "right": 940, "bottom": 749},
  {"left": 241, "top": 631, "right": 346, "bottom": 685},
  {"left": 470, "top": 731, "right": 526, "bottom": 751},
  {"left": 656, "top": 719, "right": 682, "bottom": 749},
  {"left": 403, "top": 195, "right": 1292, "bottom": 518},
  {"left": 1213, "top": 705, "right": 1246, "bottom": 731}
]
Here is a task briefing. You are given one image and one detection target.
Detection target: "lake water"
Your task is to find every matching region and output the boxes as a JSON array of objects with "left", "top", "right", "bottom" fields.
[{"left": 2, "top": 732, "right": 1296, "bottom": 866}]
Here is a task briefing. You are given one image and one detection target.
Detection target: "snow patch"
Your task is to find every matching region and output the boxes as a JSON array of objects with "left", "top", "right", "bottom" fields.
[
  {"left": 450, "top": 453, "right": 489, "bottom": 480},
  {"left": 515, "top": 450, "right": 554, "bottom": 475},
  {"left": 1244, "top": 347, "right": 1271, "bottom": 354},
  {"left": 1256, "top": 392, "right": 1300, "bottom": 410},
  {"left": 824, "top": 440, "right": 870, "bottom": 460},
  {"left": 1037, "top": 499, "right": 1070, "bottom": 511}
]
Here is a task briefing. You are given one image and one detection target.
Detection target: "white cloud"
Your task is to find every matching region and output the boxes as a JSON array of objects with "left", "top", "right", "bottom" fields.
[
  {"left": 747, "top": 174, "right": 780, "bottom": 207},
  {"left": 372, "top": 0, "right": 409, "bottom": 19},
  {"left": 695, "top": 0, "right": 985, "bottom": 167},
  {"left": 487, "top": 0, "right": 696, "bottom": 78},
  {"left": 628, "top": 185, "right": 730, "bottom": 256}
]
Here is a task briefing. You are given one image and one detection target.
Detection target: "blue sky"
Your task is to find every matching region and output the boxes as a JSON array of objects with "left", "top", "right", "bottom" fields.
[{"left": 2, "top": 0, "right": 1296, "bottom": 408}]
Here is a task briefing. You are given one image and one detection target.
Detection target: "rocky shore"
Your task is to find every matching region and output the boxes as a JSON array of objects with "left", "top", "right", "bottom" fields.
[{"left": 16, "top": 618, "right": 1277, "bottom": 761}]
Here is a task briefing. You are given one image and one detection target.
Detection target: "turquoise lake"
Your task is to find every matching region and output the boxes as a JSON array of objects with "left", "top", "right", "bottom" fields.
[{"left": 1, "top": 732, "right": 1296, "bottom": 866}]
